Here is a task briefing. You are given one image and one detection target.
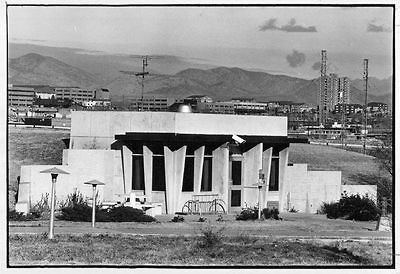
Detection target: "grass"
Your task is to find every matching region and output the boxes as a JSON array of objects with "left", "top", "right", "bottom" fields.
[
  {"left": 8, "top": 233, "right": 392, "bottom": 266},
  {"left": 289, "top": 143, "right": 385, "bottom": 185},
  {"left": 8, "top": 126, "right": 69, "bottom": 208}
]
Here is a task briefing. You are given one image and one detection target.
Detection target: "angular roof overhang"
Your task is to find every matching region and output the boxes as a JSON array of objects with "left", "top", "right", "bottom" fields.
[{"left": 114, "top": 132, "right": 308, "bottom": 153}]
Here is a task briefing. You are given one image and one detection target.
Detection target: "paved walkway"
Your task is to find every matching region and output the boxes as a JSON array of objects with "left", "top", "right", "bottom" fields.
[{"left": 8, "top": 213, "right": 392, "bottom": 242}]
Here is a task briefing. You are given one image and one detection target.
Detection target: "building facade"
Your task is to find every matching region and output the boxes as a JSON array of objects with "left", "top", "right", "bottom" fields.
[
  {"left": 8, "top": 85, "right": 35, "bottom": 107},
  {"left": 15, "top": 111, "right": 376, "bottom": 215},
  {"left": 54, "top": 87, "right": 95, "bottom": 104}
]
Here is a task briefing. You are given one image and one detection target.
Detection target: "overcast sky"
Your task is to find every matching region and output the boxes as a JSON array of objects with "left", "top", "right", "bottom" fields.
[{"left": 8, "top": 6, "right": 393, "bottom": 79}]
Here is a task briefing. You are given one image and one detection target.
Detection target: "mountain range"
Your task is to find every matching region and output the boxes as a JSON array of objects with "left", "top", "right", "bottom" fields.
[{"left": 8, "top": 44, "right": 392, "bottom": 107}]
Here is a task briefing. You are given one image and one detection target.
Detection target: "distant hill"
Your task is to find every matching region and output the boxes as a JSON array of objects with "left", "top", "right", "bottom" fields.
[
  {"left": 110, "top": 66, "right": 391, "bottom": 105},
  {"left": 8, "top": 47, "right": 392, "bottom": 106},
  {"left": 8, "top": 53, "right": 101, "bottom": 88}
]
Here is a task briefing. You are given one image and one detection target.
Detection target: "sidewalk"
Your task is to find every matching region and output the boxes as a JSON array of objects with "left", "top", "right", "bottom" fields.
[{"left": 8, "top": 213, "right": 392, "bottom": 242}]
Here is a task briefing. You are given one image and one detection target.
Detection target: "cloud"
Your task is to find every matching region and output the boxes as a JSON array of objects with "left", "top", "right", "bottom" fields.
[
  {"left": 367, "top": 22, "right": 391, "bottom": 32},
  {"left": 259, "top": 18, "right": 317, "bottom": 32},
  {"left": 286, "top": 50, "right": 306, "bottom": 68},
  {"left": 312, "top": 61, "right": 321, "bottom": 71}
]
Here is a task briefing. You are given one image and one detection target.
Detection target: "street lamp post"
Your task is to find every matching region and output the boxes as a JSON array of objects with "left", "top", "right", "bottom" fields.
[
  {"left": 40, "top": 167, "right": 69, "bottom": 239},
  {"left": 84, "top": 180, "right": 105, "bottom": 228}
]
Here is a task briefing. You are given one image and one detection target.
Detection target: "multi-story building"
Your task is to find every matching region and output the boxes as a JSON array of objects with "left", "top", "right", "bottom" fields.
[
  {"left": 129, "top": 96, "right": 176, "bottom": 111},
  {"left": 8, "top": 85, "right": 35, "bottom": 107},
  {"left": 334, "top": 104, "right": 363, "bottom": 115},
  {"left": 367, "top": 102, "right": 388, "bottom": 115},
  {"left": 328, "top": 73, "right": 339, "bottom": 111},
  {"left": 339, "top": 77, "right": 350, "bottom": 105},
  {"left": 54, "top": 87, "right": 95, "bottom": 104}
]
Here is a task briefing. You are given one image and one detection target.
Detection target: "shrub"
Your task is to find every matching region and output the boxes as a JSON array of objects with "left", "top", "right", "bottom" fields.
[
  {"left": 198, "top": 216, "right": 207, "bottom": 222},
  {"left": 57, "top": 191, "right": 156, "bottom": 222},
  {"left": 198, "top": 224, "right": 224, "bottom": 248},
  {"left": 171, "top": 215, "right": 184, "bottom": 222},
  {"left": 216, "top": 214, "right": 224, "bottom": 222},
  {"left": 318, "top": 192, "right": 381, "bottom": 221},
  {"left": 103, "top": 206, "right": 155, "bottom": 222},
  {"left": 288, "top": 206, "right": 298, "bottom": 213},
  {"left": 262, "top": 207, "right": 281, "bottom": 220},
  {"left": 236, "top": 206, "right": 258, "bottom": 221},
  {"left": 30, "top": 193, "right": 51, "bottom": 218},
  {"left": 8, "top": 210, "right": 37, "bottom": 221}
]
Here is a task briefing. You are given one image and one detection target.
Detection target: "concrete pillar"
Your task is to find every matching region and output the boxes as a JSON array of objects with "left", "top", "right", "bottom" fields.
[
  {"left": 262, "top": 147, "right": 273, "bottom": 208},
  {"left": 242, "top": 143, "right": 263, "bottom": 207},
  {"left": 212, "top": 145, "right": 229, "bottom": 206},
  {"left": 163, "top": 146, "right": 187, "bottom": 214},
  {"left": 15, "top": 166, "right": 32, "bottom": 214},
  {"left": 174, "top": 146, "right": 186, "bottom": 213},
  {"left": 121, "top": 145, "right": 133, "bottom": 196},
  {"left": 278, "top": 147, "right": 290, "bottom": 212},
  {"left": 143, "top": 145, "right": 153, "bottom": 202},
  {"left": 194, "top": 146, "right": 205, "bottom": 194},
  {"left": 164, "top": 147, "right": 174, "bottom": 214}
]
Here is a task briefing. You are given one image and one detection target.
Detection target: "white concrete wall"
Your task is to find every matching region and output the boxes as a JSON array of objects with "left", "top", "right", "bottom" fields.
[
  {"left": 242, "top": 144, "right": 263, "bottom": 207},
  {"left": 285, "top": 164, "right": 342, "bottom": 213},
  {"left": 16, "top": 149, "right": 125, "bottom": 213},
  {"left": 70, "top": 111, "right": 287, "bottom": 149}
]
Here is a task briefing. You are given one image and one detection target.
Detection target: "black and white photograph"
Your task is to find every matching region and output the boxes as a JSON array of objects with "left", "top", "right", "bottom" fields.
[{"left": 5, "top": 1, "right": 396, "bottom": 268}]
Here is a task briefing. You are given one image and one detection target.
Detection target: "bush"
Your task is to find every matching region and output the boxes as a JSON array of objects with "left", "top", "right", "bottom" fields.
[
  {"left": 198, "top": 216, "right": 207, "bottom": 222},
  {"left": 103, "top": 207, "right": 155, "bottom": 222},
  {"left": 171, "top": 215, "right": 184, "bottom": 222},
  {"left": 198, "top": 224, "right": 224, "bottom": 248},
  {"left": 30, "top": 193, "right": 51, "bottom": 219},
  {"left": 262, "top": 207, "right": 281, "bottom": 220},
  {"left": 57, "top": 191, "right": 156, "bottom": 222},
  {"left": 8, "top": 210, "right": 37, "bottom": 221},
  {"left": 319, "top": 192, "right": 381, "bottom": 221},
  {"left": 236, "top": 206, "right": 258, "bottom": 221}
]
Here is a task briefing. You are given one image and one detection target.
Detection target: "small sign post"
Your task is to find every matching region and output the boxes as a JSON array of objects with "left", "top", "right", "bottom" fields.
[
  {"left": 84, "top": 180, "right": 105, "bottom": 228},
  {"left": 40, "top": 167, "right": 70, "bottom": 239},
  {"left": 254, "top": 169, "right": 266, "bottom": 219}
]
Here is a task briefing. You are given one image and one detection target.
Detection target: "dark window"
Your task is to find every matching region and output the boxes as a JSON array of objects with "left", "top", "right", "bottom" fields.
[
  {"left": 269, "top": 158, "right": 279, "bottom": 191},
  {"left": 132, "top": 155, "right": 144, "bottom": 190},
  {"left": 231, "top": 190, "right": 241, "bottom": 207},
  {"left": 201, "top": 157, "right": 213, "bottom": 191},
  {"left": 152, "top": 156, "right": 166, "bottom": 191},
  {"left": 182, "top": 157, "right": 194, "bottom": 192},
  {"left": 231, "top": 161, "right": 242, "bottom": 185}
]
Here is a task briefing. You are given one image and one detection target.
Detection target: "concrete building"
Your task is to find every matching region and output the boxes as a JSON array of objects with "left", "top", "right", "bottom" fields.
[
  {"left": 54, "top": 87, "right": 95, "bottom": 104},
  {"left": 15, "top": 111, "right": 376, "bottom": 215},
  {"left": 8, "top": 85, "right": 35, "bottom": 107},
  {"left": 129, "top": 96, "right": 176, "bottom": 111}
]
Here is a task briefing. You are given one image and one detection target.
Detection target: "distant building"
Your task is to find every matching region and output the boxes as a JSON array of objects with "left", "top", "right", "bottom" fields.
[
  {"left": 338, "top": 77, "right": 350, "bottom": 105},
  {"left": 8, "top": 85, "right": 35, "bottom": 107},
  {"left": 367, "top": 102, "right": 388, "bottom": 115},
  {"left": 54, "top": 87, "right": 95, "bottom": 104},
  {"left": 334, "top": 104, "right": 363, "bottom": 115},
  {"left": 129, "top": 96, "right": 176, "bottom": 111}
]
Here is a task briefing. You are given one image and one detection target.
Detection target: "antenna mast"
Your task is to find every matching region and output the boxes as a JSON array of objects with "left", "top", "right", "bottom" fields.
[{"left": 363, "top": 59, "right": 368, "bottom": 154}]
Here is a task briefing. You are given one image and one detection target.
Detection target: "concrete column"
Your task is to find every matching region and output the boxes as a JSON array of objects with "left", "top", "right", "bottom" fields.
[
  {"left": 143, "top": 145, "right": 153, "bottom": 202},
  {"left": 262, "top": 147, "right": 273, "bottom": 208},
  {"left": 194, "top": 146, "right": 205, "bottom": 194},
  {"left": 164, "top": 147, "right": 174, "bottom": 214},
  {"left": 278, "top": 147, "right": 290, "bottom": 212},
  {"left": 242, "top": 144, "right": 263, "bottom": 207},
  {"left": 121, "top": 145, "right": 133, "bottom": 196},
  {"left": 163, "top": 146, "right": 187, "bottom": 214},
  {"left": 174, "top": 146, "right": 186, "bottom": 213},
  {"left": 212, "top": 145, "right": 229, "bottom": 206}
]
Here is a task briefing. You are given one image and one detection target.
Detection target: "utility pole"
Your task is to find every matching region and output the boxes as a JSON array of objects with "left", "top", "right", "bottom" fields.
[
  {"left": 363, "top": 59, "right": 368, "bottom": 154},
  {"left": 319, "top": 50, "right": 328, "bottom": 127},
  {"left": 120, "top": 55, "right": 150, "bottom": 111}
]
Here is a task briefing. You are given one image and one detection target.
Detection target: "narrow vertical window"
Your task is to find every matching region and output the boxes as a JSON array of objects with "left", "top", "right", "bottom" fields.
[
  {"left": 201, "top": 156, "right": 212, "bottom": 191},
  {"left": 152, "top": 156, "right": 166, "bottom": 191},
  {"left": 231, "top": 160, "right": 242, "bottom": 185},
  {"left": 269, "top": 158, "right": 279, "bottom": 191},
  {"left": 182, "top": 157, "right": 194, "bottom": 191},
  {"left": 132, "top": 155, "right": 144, "bottom": 190}
]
